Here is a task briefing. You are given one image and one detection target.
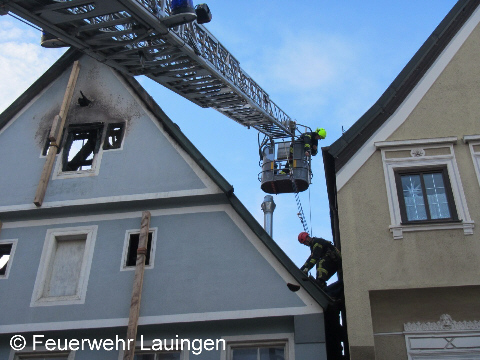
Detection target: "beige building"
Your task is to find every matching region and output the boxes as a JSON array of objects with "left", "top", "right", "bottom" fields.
[{"left": 322, "top": 0, "right": 480, "bottom": 359}]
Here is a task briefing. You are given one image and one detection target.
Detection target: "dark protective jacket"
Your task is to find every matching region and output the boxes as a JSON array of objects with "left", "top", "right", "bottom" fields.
[
  {"left": 300, "top": 131, "right": 319, "bottom": 156},
  {"left": 300, "top": 237, "right": 341, "bottom": 273}
]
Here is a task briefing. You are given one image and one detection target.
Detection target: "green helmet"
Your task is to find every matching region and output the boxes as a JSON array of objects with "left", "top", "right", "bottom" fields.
[{"left": 315, "top": 128, "right": 326, "bottom": 139}]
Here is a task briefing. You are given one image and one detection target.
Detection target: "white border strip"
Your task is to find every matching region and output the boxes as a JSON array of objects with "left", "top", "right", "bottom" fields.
[
  {"left": 0, "top": 306, "right": 319, "bottom": 334},
  {"left": 375, "top": 136, "right": 458, "bottom": 149},
  {"left": 2, "top": 204, "right": 227, "bottom": 229},
  {"left": 0, "top": 188, "right": 218, "bottom": 213}
]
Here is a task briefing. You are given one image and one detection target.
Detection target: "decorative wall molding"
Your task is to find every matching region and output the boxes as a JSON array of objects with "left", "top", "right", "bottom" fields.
[
  {"left": 405, "top": 314, "right": 480, "bottom": 332},
  {"left": 410, "top": 148, "right": 426, "bottom": 157},
  {"left": 464, "top": 135, "right": 480, "bottom": 189},
  {"left": 379, "top": 140, "right": 473, "bottom": 239}
]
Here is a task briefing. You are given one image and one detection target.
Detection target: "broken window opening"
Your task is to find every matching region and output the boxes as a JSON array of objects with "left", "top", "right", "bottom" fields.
[
  {"left": 62, "top": 123, "right": 103, "bottom": 172},
  {"left": 0, "top": 243, "right": 13, "bottom": 276},
  {"left": 103, "top": 122, "right": 125, "bottom": 150},
  {"left": 42, "top": 134, "right": 51, "bottom": 157},
  {"left": 126, "top": 232, "right": 153, "bottom": 267}
]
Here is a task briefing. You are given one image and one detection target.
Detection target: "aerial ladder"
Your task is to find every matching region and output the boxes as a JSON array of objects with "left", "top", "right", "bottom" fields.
[{"left": 1, "top": 0, "right": 313, "bottom": 217}]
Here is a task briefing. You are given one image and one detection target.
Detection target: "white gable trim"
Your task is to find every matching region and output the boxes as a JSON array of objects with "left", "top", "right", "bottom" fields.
[{"left": 336, "top": 6, "right": 480, "bottom": 191}]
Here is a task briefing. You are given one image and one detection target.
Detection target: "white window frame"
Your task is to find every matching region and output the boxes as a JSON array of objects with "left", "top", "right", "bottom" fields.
[
  {"left": 117, "top": 339, "right": 188, "bottom": 360},
  {"left": 404, "top": 314, "right": 480, "bottom": 360},
  {"left": 375, "top": 137, "right": 474, "bottom": 240},
  {"left": 464, "top": 135, "right": 480, "bottom": 189},
  {"left": 30, "top": 225, "right": 97, "bottom": 307},
  {"left": 9, "top": 346, "right": 75, "bottom": 360},
  {"left": 0, "top": 239, "right": 18, "bottom": 279},
  {"left": 52, "top": 124, "right": 105, "bottom": 180},
  {"left": 120, "top": 228, "right": 158, "bottom": 271},
  {"left": 53, "top": 145, "right": 104, "bottom": 180},
  {"left": 49, "top": 121, "right": 127, "bottom": 177},
  {"left": 220, "top": 333, "right": 294, "bottom": 360},
  {"left": 102, "top": 121, "right": 127, "bottom": 152}
]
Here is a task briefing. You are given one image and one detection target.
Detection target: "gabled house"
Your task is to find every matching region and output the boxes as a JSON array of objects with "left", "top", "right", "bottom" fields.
[
  {"left": 323, "top": 0, "right": 480, "bottom": 359},
  {"left": 0, "top": 49, "right": 332, "bottom": 359}
]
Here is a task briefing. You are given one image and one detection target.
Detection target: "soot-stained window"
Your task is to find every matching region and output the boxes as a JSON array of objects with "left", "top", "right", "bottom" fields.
[
  {"left": 62, "top": 123, "right": 103, "bottom": 172},
  {"left": 103, "top": 122, "right": 125, "bottom": 150}
]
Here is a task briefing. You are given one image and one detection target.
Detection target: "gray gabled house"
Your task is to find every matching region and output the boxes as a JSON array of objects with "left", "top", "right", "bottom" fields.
[{"left": 0, "top": 49, "right": 333, "bottom": 360}]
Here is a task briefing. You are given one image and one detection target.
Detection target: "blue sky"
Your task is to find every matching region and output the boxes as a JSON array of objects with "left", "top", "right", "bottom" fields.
[{"left": 0, "top": 1, "right": 458, "bottom": 270}]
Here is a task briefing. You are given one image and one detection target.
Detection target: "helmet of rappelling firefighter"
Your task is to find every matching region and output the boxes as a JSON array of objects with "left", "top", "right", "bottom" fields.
[
  {"left": 298, "top": 232, "right": 310, "bottom": 244},
  {"left": 315, "top": 128, "right": 326, "bottom": 139}
]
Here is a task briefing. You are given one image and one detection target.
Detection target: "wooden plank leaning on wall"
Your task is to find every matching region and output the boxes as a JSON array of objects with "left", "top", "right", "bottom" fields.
[
  {"left": 34, "top": 61, "right": 80, "bottom": 207},
  {"left": 123, "top": 211, "right": 151, "bottom": 360}
]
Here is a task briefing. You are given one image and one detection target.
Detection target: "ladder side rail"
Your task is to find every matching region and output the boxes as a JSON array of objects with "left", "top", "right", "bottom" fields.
[
  {"left": 7, "top": 0, "right": 294, "bottom": 137},
  {"left": 177, "top": 21, "right": 293, "bottom": 130},
  {"left": 6, "top": 2, "right": 133, "bottom": 74},
  {"left": 115, "top": 0, "right": 293, "bottom": 136}
]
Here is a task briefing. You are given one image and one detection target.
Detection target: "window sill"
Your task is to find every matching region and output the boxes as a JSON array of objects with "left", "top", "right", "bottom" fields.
[
  {"left": 54, "top": 169, "right": 98, "bottom": 180},
  {"left": 32, "top": 294, "right": 84, "bottom": 307},
  {"left": 400, "top": 219, "right": 462, "bottom": 226},
  {"left": 389, "top": 221, "right": 474, "bottom": 240}
]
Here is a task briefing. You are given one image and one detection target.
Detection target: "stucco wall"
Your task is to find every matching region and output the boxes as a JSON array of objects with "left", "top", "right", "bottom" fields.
[{"left": 336, "top": 19, "right": 480, "bottom": 357}]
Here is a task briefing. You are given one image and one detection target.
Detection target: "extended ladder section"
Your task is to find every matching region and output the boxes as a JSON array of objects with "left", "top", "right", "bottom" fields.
[{"left": 4, "top": 0, "right": 294, "bottom": 138}]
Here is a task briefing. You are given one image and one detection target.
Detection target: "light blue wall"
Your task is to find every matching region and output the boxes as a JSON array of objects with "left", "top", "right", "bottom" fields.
[
  {"left": 0, "top": 56, "right": 206, "bottom": 208},
  {"left": 0, "top": 210, "right": 304, "bottom": 326}
]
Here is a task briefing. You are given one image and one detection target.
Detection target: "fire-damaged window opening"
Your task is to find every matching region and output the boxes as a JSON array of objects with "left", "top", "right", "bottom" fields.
[
  {"left": 42, "top": 134, "right": 51, "bottom": 156},
  {"left": 0, "top": 242, "right": 13, "bottom": 277},
  {"left": 103, "top": 122, "right": 125, "bottom": 150},
  {"left": 62, "top": 123, "right": 103, "bottom": 172},
  {"left": 126, "top": 232, "right": 153, "bottom": 267}
]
